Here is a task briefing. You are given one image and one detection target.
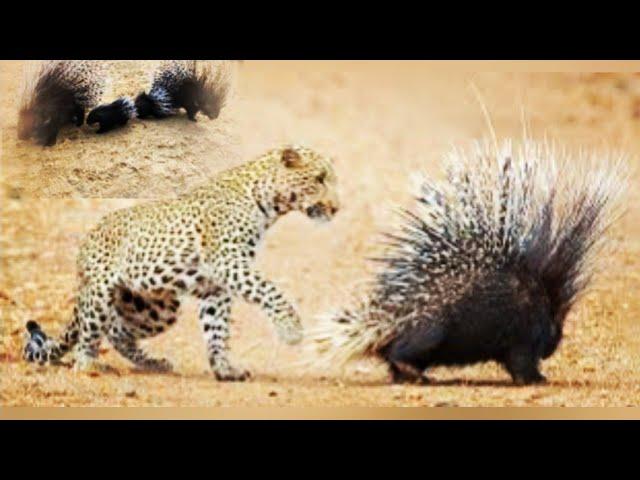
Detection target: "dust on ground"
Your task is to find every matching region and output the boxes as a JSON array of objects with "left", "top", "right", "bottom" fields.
[{"left": 1, "top": 62, "right": 639, "bottom": 406}]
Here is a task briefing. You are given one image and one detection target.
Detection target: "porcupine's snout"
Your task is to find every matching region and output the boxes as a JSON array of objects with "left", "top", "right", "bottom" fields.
[
  {"left": 201, "top": 104, "right": 220, "bottom": 120},
  {"left": 86, "top": 108, "right": 99, "bottom": 126},
  {"left": 87, "top": 103, "right": 117, "bottom": 128},
  {"left": 17, "top": 110, "right": 35, "bottom": 140}
]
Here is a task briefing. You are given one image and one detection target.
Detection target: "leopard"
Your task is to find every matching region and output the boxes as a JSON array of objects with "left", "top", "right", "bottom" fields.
[{"left": 23, "top": 145, "right": 339, "bottom": 381}]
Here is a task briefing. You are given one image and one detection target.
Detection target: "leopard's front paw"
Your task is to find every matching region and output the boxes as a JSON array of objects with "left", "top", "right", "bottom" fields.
[
  {"left": 73, "top": 355, "right": 102, "bottom": 373},
  {"left": 214, "top": 365, "right": 251, "bottom": 382},
  {"left": 276, "top": 316, "right": 304, "bottom": 345}
]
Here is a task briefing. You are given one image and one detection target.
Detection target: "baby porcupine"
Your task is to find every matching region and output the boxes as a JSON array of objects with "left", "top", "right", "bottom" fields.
[
  {"left": 18, "top": 60, "right": 106, "bottom": 146},
  {"left": 135, "top": 60, "right": 232, "bottom": 121},
  {"left": 86, "top": 97, "right": 137, "bottom": 134},
  {"left": 310, "top": 139, "right": 627, "bottom": 385}
]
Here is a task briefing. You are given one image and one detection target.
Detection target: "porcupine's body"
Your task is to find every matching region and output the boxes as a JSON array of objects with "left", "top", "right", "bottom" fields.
[
  {"left": 18, "top": 61, "right": 106, "bottom": 146},
  {"left": 311, "top": 139, "right": 626, "bottom": 385},
  {"left": 86, "top": 97, "right": 137, "bottom": 134},
  {"left": 134, "top": 60, "right": 231, "bottom": 121}
]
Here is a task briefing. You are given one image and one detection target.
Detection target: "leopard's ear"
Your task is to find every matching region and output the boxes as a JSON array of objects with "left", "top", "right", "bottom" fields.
[{"left": 281, "top": 148, "right": 303, "bottom": 168}]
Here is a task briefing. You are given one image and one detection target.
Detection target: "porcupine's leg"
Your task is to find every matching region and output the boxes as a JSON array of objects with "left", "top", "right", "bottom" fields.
[
  {"left": 389, "top": 362, "right": 427, "bottom": 384},
  {"left": 503, "top": 345, "right": 546, "bottom": 385},
  {"left": 179, "top": 82, "right": 199, "bottom": 121},
  {"left": 41, "top": 128, "right": 59, "bottom": 147},
  {"left": 73, "top": 104, "right": 85, "bottom": 127},
  {"left": 383, "top": 324, "right": 445, "bottom": 384},
  {"left": 185, "top": 103, "right": 199, "bottom": 122},
  {"left": 197, "top": 288, "right": 250, "bottom": 381}
]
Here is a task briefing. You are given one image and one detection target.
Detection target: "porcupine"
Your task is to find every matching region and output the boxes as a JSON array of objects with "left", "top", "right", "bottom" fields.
[
  {"left": 310, "top": 138, "right": 627, "bottom": 385},
  {"left": 17, "top": 60, "right": 106, "bottom": 146},
  {"left": 86, "top": 97, "right": 137, "bottom": 134},
  {"left": 85, "top": 61, "right": 232, "bottom": 133},
  {"left": 134, "top": 60, "right": 231, "bottom": 121}
]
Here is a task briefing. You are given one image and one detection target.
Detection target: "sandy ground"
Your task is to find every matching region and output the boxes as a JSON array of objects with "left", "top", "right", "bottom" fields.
[{"left": 1, "top": 62, "right": 639, "bottom": 406}]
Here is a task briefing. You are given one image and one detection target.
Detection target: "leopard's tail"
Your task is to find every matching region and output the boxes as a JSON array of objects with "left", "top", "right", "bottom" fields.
[{"left": 23, "top": 311, "right": 80, "bottom": 365}]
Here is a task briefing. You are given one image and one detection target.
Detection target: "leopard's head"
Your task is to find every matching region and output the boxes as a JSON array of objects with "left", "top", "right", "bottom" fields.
[{"left": 268, "top": 145, "right": 340, "bottom": 222}]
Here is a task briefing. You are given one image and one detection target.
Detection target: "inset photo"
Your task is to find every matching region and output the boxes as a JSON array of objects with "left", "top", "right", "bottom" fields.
[{"left": 1, "top": 60, "right": 241, "bottom": 198}]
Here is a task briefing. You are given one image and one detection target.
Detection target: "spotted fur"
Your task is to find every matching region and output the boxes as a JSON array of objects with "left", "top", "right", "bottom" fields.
[{"left": 24, "top": 145, "right": 339, "bottom": 380}]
